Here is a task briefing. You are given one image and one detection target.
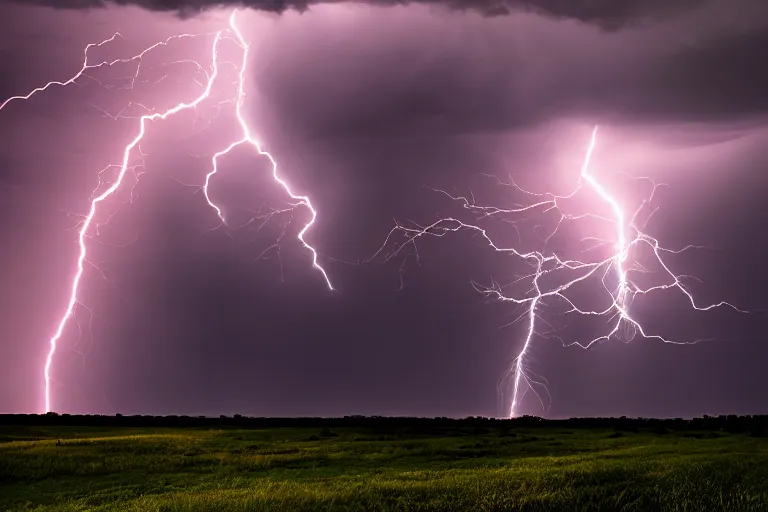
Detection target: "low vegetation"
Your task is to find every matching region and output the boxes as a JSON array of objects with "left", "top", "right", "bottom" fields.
[{"left": 1, "top": 416, "right": 767, "bottom": 511}]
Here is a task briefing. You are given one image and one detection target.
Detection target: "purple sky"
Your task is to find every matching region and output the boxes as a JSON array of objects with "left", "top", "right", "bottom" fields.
[{"left": 0, "top": 0, "right": 766, "bottom": 418}]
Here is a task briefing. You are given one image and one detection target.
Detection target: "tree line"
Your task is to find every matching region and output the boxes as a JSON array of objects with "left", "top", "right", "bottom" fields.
[{"left": 1, "top": 413, "right": 767, "bottom": 435}]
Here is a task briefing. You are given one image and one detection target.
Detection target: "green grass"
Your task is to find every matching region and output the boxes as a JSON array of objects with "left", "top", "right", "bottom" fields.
[{"left": 1, "top": 424, "right": 767, "bottom": 511}]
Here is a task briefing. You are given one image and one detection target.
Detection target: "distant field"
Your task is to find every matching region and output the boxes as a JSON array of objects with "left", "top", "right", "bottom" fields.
[{"left": 1, "top": 421, "right": 767, "bottom": 511}]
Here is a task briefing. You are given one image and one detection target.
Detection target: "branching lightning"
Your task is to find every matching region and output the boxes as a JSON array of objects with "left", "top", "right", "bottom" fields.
[
  {"left": 1, "top": 7, "right": 746, "bottom": 418},
  {"left": 1, "top": 10, "right": 333, "bottom": 413},
  {"left": 371, "top": 126, "right": 745, "bottom": 418}
]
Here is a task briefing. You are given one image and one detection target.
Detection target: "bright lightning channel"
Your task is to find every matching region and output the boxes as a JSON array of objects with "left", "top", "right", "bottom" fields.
[
  {"left": 0, "top": 10, "right": 333, "bottom": 413},
  {"left": 371, "top": 125, "right": 745, "bottom": 418}
]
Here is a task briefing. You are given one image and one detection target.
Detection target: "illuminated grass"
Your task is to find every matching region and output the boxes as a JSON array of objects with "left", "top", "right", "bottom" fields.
[{"left": 0, "top": 425, "right": 766, "bottom": 511}]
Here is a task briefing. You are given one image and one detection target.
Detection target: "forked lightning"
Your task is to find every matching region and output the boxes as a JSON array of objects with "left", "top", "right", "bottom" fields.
[
  {"left": 0, "top": 10, "right": 333, "bottom": 413},
  {"left": 372, "top": 126, "right": 744, "bottom": 417}
]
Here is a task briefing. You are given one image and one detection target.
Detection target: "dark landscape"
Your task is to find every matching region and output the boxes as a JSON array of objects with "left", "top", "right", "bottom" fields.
[{"left": 2, "top": 414, "right": 768, "bottom": 511}]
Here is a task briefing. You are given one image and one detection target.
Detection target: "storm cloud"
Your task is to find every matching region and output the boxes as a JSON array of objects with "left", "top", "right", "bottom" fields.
[
  {"left": 10, "top": 0, "right": 705, "bottom": 28},
  {"left": 1, "top": 0, "right": 767, "bottom": 419}
]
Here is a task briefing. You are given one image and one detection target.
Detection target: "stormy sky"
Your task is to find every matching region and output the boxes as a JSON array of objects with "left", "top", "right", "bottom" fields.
[{"left": 0, "top": 0, "right": 766, "bottom": 418}]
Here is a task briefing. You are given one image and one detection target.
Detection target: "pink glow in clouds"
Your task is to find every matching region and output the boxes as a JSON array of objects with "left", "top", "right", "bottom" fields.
[
  {"left": 0, "top": 9, "right": 333, "bottom": 413},
  {"left": 372, "top": 126, "right": 746, "bottom": 417},
  {"left": 0, "top": 0, "right": 765, "bottom": 417}
]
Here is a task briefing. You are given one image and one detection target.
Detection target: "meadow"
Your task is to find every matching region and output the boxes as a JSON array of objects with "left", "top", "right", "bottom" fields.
[{"left": 1, "top": 417, "right": 767, "bottom": 511}]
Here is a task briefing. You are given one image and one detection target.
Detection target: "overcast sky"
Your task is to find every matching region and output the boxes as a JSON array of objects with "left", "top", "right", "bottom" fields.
[{"left": 0, "top": 0, "right": 766, "bottom": 418}]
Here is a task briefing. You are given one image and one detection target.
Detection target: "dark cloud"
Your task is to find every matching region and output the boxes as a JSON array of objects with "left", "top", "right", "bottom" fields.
[
  {"left": 9, "top": 0, "right": 704, "bottom": 28},
  {"left": 649, "top": 31, "right": 768, "bottom": 119},
  {"left": 250, "top": 8, "right": 768, "bottom": 142},
  {"left": 553, "top": 29, "right": 768, "bottom": 123},
  {"left": 1, "top": 0, "right": 766, "bottom": 419}
]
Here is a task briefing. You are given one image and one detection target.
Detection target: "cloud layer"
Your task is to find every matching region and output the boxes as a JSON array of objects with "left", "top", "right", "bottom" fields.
[{"left": 10, "top": 0, "right": 703, "bottom": 28}]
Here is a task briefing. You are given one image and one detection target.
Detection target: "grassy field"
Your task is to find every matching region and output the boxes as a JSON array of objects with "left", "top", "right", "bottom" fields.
[{"left": 1, "top": 422, "right": 767, "bottom": 511}]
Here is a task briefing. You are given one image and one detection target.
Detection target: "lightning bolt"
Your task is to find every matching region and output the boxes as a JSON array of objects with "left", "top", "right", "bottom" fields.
[
  {"left": 1, "top": 10, "right": 332, "bottom": 413},
  {"left": 372, "top": 125, "right": 745, "bottom": 418}
]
